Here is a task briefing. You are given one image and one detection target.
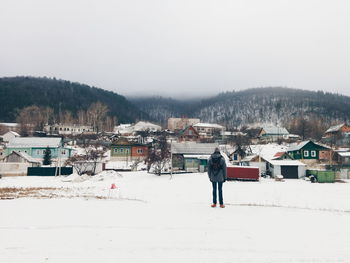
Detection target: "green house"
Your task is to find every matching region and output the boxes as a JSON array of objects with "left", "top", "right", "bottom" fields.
[
  {"left": 287, "top": 140, "right": 329, "bottom": 160},
  {"left": 5, "top": 137, "right": 72, "bottom": 161}
]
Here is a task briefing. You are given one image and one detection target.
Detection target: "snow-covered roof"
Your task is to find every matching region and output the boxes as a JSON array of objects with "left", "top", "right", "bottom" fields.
[
  {"left": 287, "top": 141, "right": 311, "bottom": 152},
  {"left": 193, "top": 123, "right": 225, "bottom": 129},
  {"left": 183, "top": 154, "right": 210, "bottom": 159},
  {"left": 134, "top": 121, "right": 161, "bottom": 131},
  {"left": 338, "top": 152, "right": 350, "bottom": 157},
  {"left": 13, "top": 151, "right": 40, "bottom": 163},
  {"left": 250, "top": 144, "right": 289, "bottom": 161},
  {"left": 7, "top": 137, "right": 62, "bottom": 148},
  {"left": 325, "top": 123, "right": 346, "bottom": 133},
  {"left": 171, "top": 142, "right": 218, "bottom": 155},
  {"left": 262, "top": 126, "right": 289, "bottom": 135},
  {"left": 287, "top": 140, "right": 330, "bottom": 152},
  {"left": 268, "top": 160, "right": 306, "bottom": 166}
]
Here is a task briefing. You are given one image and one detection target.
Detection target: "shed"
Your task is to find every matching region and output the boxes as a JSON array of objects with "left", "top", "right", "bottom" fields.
[
  {"left": 267, "top": 160, "right": 306, "bottom": 179},
  {"left": 171, "top": 142, "right": 218, "bottom": 172}
]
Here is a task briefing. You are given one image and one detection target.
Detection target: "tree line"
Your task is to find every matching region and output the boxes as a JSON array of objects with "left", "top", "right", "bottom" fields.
[{"left": 16, "top": 102, "right": 116, "bottom": 136}]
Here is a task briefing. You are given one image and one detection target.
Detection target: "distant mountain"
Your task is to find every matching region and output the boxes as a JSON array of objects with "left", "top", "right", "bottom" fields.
[
  {"left": 0, "top": 76, "right": 146, "bottom": 123},
  {"left": 131, "top": 87, "right": 350, "bottom": 128}
]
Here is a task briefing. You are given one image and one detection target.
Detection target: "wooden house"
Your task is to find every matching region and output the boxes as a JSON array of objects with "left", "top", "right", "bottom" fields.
[
  {"left": 258, "top": 126, "right": 289, "bottom": 141},
  {"left": 5, "top": 137, "right": 72, "bottom": 162},
  {"left": 287, "top": 140, "right": 330, "bottom": 161},
  {"left": 178, "top": 126, "right": 200, "bottom": 142},
  {"left": 171, "top": 142, "right": 218, "bottom": 172},
  {"left": 0, "top": 151, "right": 40, "bottom": 176},
  {"left": 110, "top": 137, "right": 149, "bottom": 162},
  {"left": 324, "top": 123, "right": 350, "bottom": 138}
]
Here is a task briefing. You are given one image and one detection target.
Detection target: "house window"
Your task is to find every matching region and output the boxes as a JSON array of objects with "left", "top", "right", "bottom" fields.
[
  {"left": 137, "top": 149, "right": 143, "bottom": 154},
  {"left": 304, "top": 150, "right": 309, "bottom": 157},
  {"left": 311, "top": 151, "right": 316, "bottom": 157},
  {"left": 114, "top": 148, "right": 118, "bottom": 153},
  {"left": 120, "top": 148, "right": 124, "bottom": 153},
  {"left": 61, "top": 150, "right": 66, "bottom": 155},
  {"left": 188, "top": 130, "right": 193, "bottom": 135},
  {"left": 37, "top": 150, "right": 40, "bottom": 155}
]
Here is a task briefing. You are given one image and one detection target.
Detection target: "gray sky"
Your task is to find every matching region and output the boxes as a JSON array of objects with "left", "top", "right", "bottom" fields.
[{"left": 1, "top": 0, "right": 350, "bottom": 98}]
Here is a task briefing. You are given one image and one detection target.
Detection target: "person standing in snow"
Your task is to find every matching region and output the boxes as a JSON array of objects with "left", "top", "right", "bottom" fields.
[{"left": 208, "top": 147, "right": 227, "bottom": 208}]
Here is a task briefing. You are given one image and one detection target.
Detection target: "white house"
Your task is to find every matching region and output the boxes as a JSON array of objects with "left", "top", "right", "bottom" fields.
[
  {"left": 0, "top": 131, "right": 20, "bottom": 143},
  {"left": 193, "top": 123, "right": 225, "bottom": 138}
]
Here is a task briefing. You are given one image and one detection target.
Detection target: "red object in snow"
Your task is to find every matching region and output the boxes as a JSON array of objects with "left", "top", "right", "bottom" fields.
[
  {"left": 227, "top": 166, "right": 259, "bottom": 181},
  {"left": 110, "top": 183, "right": 117, "bottom": 189}
]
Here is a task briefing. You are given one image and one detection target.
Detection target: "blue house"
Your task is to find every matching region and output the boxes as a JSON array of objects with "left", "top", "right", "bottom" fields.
[{"left": 5, "top": 137, "right": 72, "bottom": 162}]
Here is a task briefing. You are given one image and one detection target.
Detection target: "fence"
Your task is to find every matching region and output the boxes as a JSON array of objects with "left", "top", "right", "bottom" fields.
[{"left": 27, "top": 167, "right": 73, "bottom": 176}]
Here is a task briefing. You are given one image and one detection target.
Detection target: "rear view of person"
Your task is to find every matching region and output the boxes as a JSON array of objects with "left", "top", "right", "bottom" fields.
[{"left": 208, "top": 147, "right": 227, "bottom": 208}]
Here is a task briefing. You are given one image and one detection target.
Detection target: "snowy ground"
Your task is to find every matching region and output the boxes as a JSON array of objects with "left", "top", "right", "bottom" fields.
[{"left": 1, "top": 172, "right": 350, "bottom": 263}]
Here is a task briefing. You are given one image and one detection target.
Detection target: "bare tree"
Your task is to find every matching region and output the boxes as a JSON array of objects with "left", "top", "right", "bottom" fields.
[
  {"left": 65, "top": 145, "right": 105, "bottom": 175},
  {"left": 17, "top": 105, "right": 53, "bottom": 136},
  {"left": 87, "top": 102, "right": 109, "bottom": 133},
  {"left": 146, "top": 134, "right": 170, "bottom": 175}
]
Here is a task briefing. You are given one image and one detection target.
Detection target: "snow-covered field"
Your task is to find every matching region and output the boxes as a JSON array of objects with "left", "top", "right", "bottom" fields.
[{"left": 1, "top": 172, "right": 350, "bottom": 263}]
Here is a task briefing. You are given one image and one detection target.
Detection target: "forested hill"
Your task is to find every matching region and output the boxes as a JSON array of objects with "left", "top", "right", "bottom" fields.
[
  {"left": 0, "top": 76, "right": 146, "bottom": 123},
  {"left": 132, "top": 87, "right": 350, "bottom": 128}
]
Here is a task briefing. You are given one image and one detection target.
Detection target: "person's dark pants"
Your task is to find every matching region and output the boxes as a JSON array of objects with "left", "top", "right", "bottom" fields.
[{"left": 212, "top": 182, "right": 223, "bottom": 205}]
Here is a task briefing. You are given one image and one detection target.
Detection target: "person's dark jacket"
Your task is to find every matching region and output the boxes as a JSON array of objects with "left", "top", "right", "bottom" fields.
[{"left": 208, "top": 152, "right": 227, "bottom": 183}]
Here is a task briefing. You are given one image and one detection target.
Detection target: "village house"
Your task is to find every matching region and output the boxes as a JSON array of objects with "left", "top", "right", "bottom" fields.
[
  {"left": 110, "top": 137, "right": 149, "bottom": 162},
  {"left": 193, "top": 123, "right": 225, "bottom": 139},
  {"left": 114, "top": 121, "right": 161, "bottom": 136},
  {"left": 178, "top": 126, "right": 200, "bottom": 142},
  {"left": 258, "top": 126, "right": 290, "bottom": 142},
  {"left": 44, "top": 124, "right": 95, "bottom": 136},
  {"left": 171, "top": 142, "right": 218, "bottom": 173},
  {"left": 167, "top": 118, "right": 200, "bottom": 131},
  {"left": 287, "top": 140, "right": 330, "bottom": 164},
  {"left": 0, "top": 151, "right": 41, "bottom": 176},
  {"left": 5, "top": 137, "right": 73, "bottom": 162},
  {"left": 324, "top": 123, "right": 350, "bottom": 138}
]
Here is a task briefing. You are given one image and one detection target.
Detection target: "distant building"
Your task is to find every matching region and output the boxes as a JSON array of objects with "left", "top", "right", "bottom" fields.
[
  {"left": 44, "top": 124, "right": 95, "bottom": 136},
  {"left": 114, "top": 121, "right": 161, "bottom": 135},
  {"left": 258, "top": 126, "right": 289, "bottom": 141},
  {"left": 167, "top": 118, "right": 200, "bottom": 131},
  {"left": 324, "top": 123, "right": 350, "bottom": 138},
  {"left": 110, "top": 137, "right": 149, "bottom": 162},
  {"left": 193, "top": 123, "right": 225, "bottom": 139},
  {"left": 0, "top": 123, "right": 19, "bottom": 132}
]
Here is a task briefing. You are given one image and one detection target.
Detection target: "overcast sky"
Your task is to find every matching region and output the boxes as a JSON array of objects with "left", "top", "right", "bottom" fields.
[{"left": 1, "top": 0, "right": 349, "bottom": 98}]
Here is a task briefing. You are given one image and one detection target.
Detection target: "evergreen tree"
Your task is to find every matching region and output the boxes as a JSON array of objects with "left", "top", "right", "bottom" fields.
[{"left": 43, "top": 146, "right": 52, "bottom": 165}]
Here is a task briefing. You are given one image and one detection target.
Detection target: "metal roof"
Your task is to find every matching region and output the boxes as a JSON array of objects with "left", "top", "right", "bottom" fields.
[
  {"left": 287, "top": 141, "right": 311, "bottom": 152},
  {"left": 14, "top": 151, "right": 40, "bottom": 163},
  {"left": 171, "top": 142, "right": 218, "bottom": 155},
  {"left": 7, "top": 137, "right": 62, "bottom": 148},
  {"left": 262, "top": 126, "right": 289, "bottom": 135},
  {"left": 325, "top": 123, "right": 346, "bottom": 133}
]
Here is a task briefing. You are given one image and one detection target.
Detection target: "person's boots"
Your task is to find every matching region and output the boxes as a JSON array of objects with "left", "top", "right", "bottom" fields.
[
  {"left": 220, "top": 204, "right": 225, "bottom": 208},
  {"left": 211, "top": 204, "right": 217, "bottom": 207}
]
